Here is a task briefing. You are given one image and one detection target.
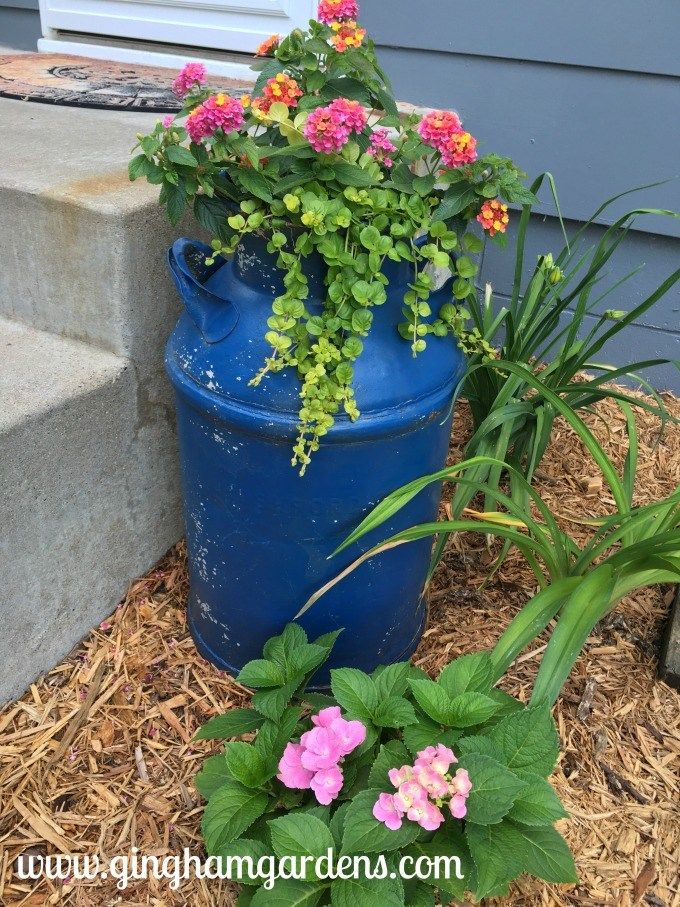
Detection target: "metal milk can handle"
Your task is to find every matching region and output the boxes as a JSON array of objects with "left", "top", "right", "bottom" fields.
[{"left": 168, "top": 238, "right": 239, "bottom": 344}]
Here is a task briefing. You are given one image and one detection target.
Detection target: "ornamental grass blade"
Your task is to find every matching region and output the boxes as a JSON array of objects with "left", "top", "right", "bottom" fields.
[
  {"left": 489, "top": 578, "right": 582, "bottom": 682},
  {"left": 530, "top": 567, "right": 617, "bottom": 707}
]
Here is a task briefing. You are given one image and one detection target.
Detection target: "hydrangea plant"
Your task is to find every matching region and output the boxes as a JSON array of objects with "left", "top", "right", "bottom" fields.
[
  {"left": 131, "top": 2, "right": 533, "bottom": 472},
  {"left": 193, "top": 624, "right": 576, "bottom": 903}
]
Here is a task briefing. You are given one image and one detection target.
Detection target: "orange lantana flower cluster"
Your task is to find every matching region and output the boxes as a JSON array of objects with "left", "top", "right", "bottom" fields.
[
  {"left": 330, "top": 20, "right": 366, "bottom": 52},
  {"left": 255, "top": 34, "right": 280, "bottom": 57},
  {"left": 476, "top": 199, "right": 510, "bottom": 237}
]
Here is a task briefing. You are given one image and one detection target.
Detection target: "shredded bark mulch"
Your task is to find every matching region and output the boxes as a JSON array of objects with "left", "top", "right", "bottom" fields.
[{"left": 1, "top": 391, "right": 678, "bottom": 906}]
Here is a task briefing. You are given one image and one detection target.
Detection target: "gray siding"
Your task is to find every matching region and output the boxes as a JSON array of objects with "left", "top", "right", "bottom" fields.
[
  {"left": 363, "top": 0, "right": 680, "bottom": 391},
  {"left": 0, "top": 1, "right": 40, "bottom": 51}
]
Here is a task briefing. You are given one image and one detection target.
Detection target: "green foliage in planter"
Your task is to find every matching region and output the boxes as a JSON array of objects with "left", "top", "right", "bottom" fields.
[
  {"left": 193, "top": 624, "right": 576, "bottom": 904},
  {"left": 130, "top": 4, "right": 534, "bottom": 471}
]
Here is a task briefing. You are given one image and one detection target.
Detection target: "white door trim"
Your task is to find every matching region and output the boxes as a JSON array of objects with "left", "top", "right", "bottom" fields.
[{"left": 38, "top": 0, "right": 317, "bottom": 54}]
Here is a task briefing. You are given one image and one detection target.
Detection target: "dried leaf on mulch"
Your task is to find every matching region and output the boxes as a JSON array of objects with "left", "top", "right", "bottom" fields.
[{"left": 0, "top": 390, "right": 678, "bottom": 906}]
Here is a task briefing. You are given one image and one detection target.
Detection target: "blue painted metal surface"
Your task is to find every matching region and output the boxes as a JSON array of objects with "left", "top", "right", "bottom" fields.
[{"left": 166, "top": 235, "right": 466, "bottom": 685}]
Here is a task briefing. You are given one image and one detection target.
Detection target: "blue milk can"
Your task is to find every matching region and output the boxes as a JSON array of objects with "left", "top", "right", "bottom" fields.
[{"left": 166, "top": 234, "right": 466, "bottom": 685}]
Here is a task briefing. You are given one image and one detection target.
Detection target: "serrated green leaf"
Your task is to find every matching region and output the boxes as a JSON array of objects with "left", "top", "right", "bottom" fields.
[
  {"left": 401, "top": 880, "right": 434, "bottom": 907},
  {"left": 165, "top": 182, "right": 186, "bottom": 225},
  {"left": 507, "top": 775, "right": 568, "bottom": 825},
  {"left": 194, "top": 709, "right": 265, "bottom": 741},
  {"left": 372, "top": 662, "right": 411, "bottom": 699},
  {"left": 237, "top": 659, "right": 286, "bottom": 689},
  {"left": 312, "top": 628, "right": 343, "bottom": 654},
  {"left": 215, "top": 838, "right": 270, "bottom": 884},
  {"left": 465, "top": 821, "right": 525, "bottom": 900},
  {"left": 371, "top": 696, "right": 418, "bottom": 729},
  {"left": 331, "top": 161, "right": 376, "bottom": 188},
  {"left": 165, "top": 144, "right": 198, "bottom": 167},
  {"left": 330, "top": 669, "right": 378, "bottom": 722},
  {"left": 231, "top": 167, "right": 274, "bottom": 203},
  {"left": 330, "top": 873, "right": 404, "bottom": 907},
  {"left": 268, "top": 814, "right": 334, "bottom": 875},
  {"left": 486, "top": 689, "right": 524, "bottom": 721},
  {"left": 194, "top": 754, "right": 232, "bottom": 799},
  {"left": 456, "top": 735, "right": 504, "bottom": 761},
  {"left": 437, "top": 653, "right": 494, "bottom": 698},
  {"left": 287, "top": 643, "right": 329, "bottom": 678},
  {"left": 432, "top": 185, "right": 476, "bottom": 222},
  {"left": 413, "top": 174, "right": 436, "bottom": 197},
  {"left": 251, "top": 878, "right": 328, "bottom": 907},
  {"left": 408, "top": 678, "right": 456, "bottom": 725},
  {"left": 448, "top": 692, "right": 501, "bottom": 728},
  {"left": 404, "top": 824, "right": 472, "bottom": 901},
  {"left": 402, "top": 716, "right": 460, "bottom": 757},
  {"left": 458, "top": 754, "right": 527, "bottom": 825},
  {"left": 510, "top": 822, "right": 578, "bottom": 883},
  {"left": 201, "top": 781, "right": 269, "bottom": 854},
  {"left": 263, "top": 623, "right": 308, "bottom": 666},
  {"left": 224, "top": 741, "right": 272, "bottom": 788},
  {"left": 252, "top": 677, "right": 304, "bottom": 721},
  {"left": 488, "top": 706, "right": 560, "bottom": 778},
  {"left": 367, "top": 740, "right": 412, "bottom": 789},
  {"left": 341, "top": 790, "right": 420, "bottom": 855},
  {"left": 253, "top": 707, "right": 302, "bottom": 770},
  {"left": 330, "top": 801, "right": 351, "bottom": 848},
  {"left": 388, "top": 164, "right": 414, "bottom": 193}
]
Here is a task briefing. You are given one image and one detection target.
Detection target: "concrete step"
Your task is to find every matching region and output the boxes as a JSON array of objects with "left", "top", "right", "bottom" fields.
[
  {"left": 0, "top": 98, "right": 184, "bottom": 384},
  {"left": 0, "top": 316, "right": 182, "bottom": 703}
]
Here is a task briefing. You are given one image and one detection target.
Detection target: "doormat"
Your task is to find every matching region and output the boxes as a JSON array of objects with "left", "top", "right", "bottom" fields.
[{"left": 0, "top": 53, "right": 250, "bottom": 111}]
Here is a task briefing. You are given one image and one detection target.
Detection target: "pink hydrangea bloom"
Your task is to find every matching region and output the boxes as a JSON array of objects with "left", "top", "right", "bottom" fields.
[
  {"left": 279, "top": 707, "right": 366, "bottom": 805},
  {"left": 329, "top": 715, "right": 366, "bottom": 756},
  {"left": 310, "top": 766, "right": 344, "bottom": 805},
  {"left": 311, "top": 706, "right": 342, "bottom": 727},
  {"left": 450, "top": 793, "right": 468, "bottom": 819},
  {"left": 414, "top": 765, "right": 450, "bottom": 799},
  {"left": 367, "top": 127, "right": 397, "bottom": 167},
  {"left": 451, "top": 768, "right": 472, "bottom": 796},
  {"left": 277, "top": 743, "right": 314, "bottom": 789},
  {"left": 373, "top": 741, "right": 472, "bottom": 833},
  {"left": 317, "top": 0, "right": 359, "bottom": 24},
  {"left": 415, "top": 743, "right": 457, "bottom": 776},
  {"left": 328, "top": 97, "right": 368, "bottom": 133},
  {"left": 186, "top": 93, "right": 245, "bottom": 143},
  {"left": 417, "top": 109, "right": 462, "bottom": 152},
  {"left": 373, "top": 792, "right": 403, "bottom": 830},
  {"left": 300, "top": 727, "right": 344, "bottom": 770},
  {"left": 161, "top": 115, "right": 174, "bottom": 128},
  {"left": 441, "top": 130, "right": 477, "bottom": 167},
  {"left": 407, "top": 800, "right": 445, "bottom": 831},
  {"left": 393, "top": 780, "right": 428, "bottom": 813},
  {"left": 388, "top": 764, "right": 413, "bottom": 787},
  {"left": 304, "top": 106, "right": 351, "bottom": 153},
  {"left": 172, "top": 62, "right": 207, "bottom": 99}
]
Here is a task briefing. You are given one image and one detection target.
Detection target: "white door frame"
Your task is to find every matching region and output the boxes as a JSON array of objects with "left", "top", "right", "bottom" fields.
[{"left": 37, "top": 0, "right": 316, "bottom": 79}]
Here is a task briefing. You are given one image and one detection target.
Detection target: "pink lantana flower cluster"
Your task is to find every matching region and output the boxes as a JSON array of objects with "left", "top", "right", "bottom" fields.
[
  {"left": 417, "top": 108, "right": 478, "bottom": 168},
  {"left": 367, "top": 127, "right": 397, "bottom": 168},
  {"left": 186, "top": 93, "right": 245, "bottom": 144},
  {"left": 303, "top": 97, "right": 368, "bottom": 154},
  {"left": 277, "top": 706, "right": 366, "bottom": 805},
  {"left": 172, "top": 62, "right": 207, "bottom": 99},
  {"left": 317, "top": 0, "right": 359, "bottom": 25},
  {"left": 373, "top": 744, "right": 472, "bottom": 832}
]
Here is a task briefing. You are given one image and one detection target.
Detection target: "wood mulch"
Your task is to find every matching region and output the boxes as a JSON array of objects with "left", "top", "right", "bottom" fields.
[{"left": 0, "top": 391, "right": 678, "bottom": 906}]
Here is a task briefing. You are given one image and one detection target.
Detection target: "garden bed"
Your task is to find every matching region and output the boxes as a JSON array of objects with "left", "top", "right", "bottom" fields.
[{"left": 0, "top": 391, "right": 678, "bottom": 907}]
